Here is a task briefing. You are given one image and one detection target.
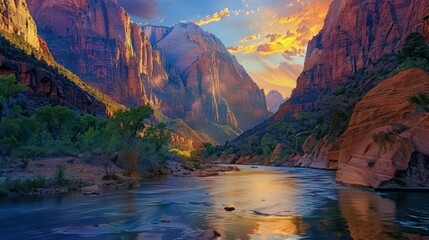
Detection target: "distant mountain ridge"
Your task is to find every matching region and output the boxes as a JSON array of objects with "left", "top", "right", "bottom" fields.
[{"left": 265, "top": 90, "right": 285, "bottom": 113}]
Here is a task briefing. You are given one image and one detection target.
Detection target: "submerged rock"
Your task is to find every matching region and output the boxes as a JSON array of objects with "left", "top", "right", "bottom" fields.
[{"left": 224, "top": 207, "right": 235, "bottom": 212}]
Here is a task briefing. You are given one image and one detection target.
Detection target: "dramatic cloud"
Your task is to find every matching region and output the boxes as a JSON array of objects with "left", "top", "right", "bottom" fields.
[
  {"left": 227, "top": 0, "right": 330, "bottom": 57},
  {"left": 283, "top": 47, "right": 305, "bottom": 60},
  {"left": 118, "top": 0, "right": 158, "bottom": 19},
  {"left": 239, "top": 34, "right": 261, "bottom": 43},
  {"left": 195, "top": 8, "right": 231, "bottom": 26}
]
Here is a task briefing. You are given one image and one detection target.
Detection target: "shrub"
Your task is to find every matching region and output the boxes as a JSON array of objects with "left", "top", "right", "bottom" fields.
[
  {"left": 372, "top": 131, "right": 399, "bottom": 153},
  {"left": 408, "top": 92, "right": 429, "bottom": 112},
  {"left": 55, "top": 166, "right": 68, "bottom": 187}
]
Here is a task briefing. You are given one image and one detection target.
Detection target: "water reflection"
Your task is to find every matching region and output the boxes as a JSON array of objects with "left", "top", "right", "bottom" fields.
[{"left": 0, "top": 166, "right": 428, "bottom": 239}]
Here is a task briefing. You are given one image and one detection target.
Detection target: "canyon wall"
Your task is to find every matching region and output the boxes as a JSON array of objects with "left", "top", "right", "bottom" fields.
[
  {"left": 290, "top": 0, "right": 429, "bottom": 105},
  {"left": 144, "top": 23, "right": 270, "bottom": 136},
  {"left": 0, "top": 0, "right": 40, "bottom": 51},
  {"left": 28, "top": 0, "right": 167, "bottom": 106}
]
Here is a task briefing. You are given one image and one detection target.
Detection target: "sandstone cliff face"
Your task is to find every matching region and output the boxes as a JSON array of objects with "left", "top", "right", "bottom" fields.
[
  {"left": 27, "top": 0, "right": 167, "bottom": 106},
  {"left": 292, "top": 0, "right": 429, "bottom": 100},
  {"left": 145, "top": 23, "right": 270, "bottom": 135},
  {"left": 0, "top": 0, "right": 40, "bottom": 51},
  {"left": 0, "top": 56, "right": 107, "bottom": 116},
  {"left": 336, "top": 68, "right": 429, "bottom": 188}
]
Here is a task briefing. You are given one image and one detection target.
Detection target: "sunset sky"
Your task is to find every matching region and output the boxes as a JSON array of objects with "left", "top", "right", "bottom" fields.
[{"left": 118, "top": 0, "right": 331, "bottom": 97}]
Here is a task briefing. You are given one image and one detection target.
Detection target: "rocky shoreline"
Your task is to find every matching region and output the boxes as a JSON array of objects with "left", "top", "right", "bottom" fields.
[{"left": 0, "top": 156, "right": 241, "bottom": 198}]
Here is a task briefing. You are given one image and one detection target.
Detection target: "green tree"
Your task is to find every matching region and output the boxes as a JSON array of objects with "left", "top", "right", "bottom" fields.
[
  {"left": 35, "top": 105, "right": 76, "bottom": 142},
  {"left": 398, "top": 32, "right": 429, "bottom": 62},
  {"left": 0, "top": 75, "right": 26, "bottom": 103},
  {"left": 143, "top": 123, "right": 170, "bottom": 152},
  {"left": 113, "top": 106, "right": 154, "bottom": 138},
  {"left": 0, "top": 75, "right": 27, "bottom": 119}
]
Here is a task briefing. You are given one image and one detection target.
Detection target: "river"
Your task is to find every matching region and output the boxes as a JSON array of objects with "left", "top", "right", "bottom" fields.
[{"left": 0, "top": 166, "right": 428, "bottom": 239}]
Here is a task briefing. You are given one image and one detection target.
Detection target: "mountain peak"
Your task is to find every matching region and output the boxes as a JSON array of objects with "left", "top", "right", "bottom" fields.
[{"left": 266, "top": 90, "right": 285, "bottom": 113}]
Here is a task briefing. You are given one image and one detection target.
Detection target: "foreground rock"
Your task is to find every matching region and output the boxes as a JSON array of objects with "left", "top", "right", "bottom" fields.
[
  {"left": 336, "top": 68, "right": 429, "bottom": 189},
  {"left": 192, "top": 165, "right": 239, "bottom": 177}
]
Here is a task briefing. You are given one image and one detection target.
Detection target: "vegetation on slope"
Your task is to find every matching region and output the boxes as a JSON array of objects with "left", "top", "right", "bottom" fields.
[
  {"left": 210, "top": 33, "right": 429, "bottom": 164},
  {"left": 0, "top": 31, "right": 124, "bottom": 114}
]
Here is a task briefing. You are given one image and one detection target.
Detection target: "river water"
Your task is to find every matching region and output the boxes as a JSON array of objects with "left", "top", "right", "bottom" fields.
[{"left": 0, "top": 166, "right": 428, "bottom": 239}]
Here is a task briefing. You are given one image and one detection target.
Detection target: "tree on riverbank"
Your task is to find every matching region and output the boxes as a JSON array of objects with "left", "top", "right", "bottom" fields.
[{"left": 0, "top": 75, "right": 171, "bottom": 176}]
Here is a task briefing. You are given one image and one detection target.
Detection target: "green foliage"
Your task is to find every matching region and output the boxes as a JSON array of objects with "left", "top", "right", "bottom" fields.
[
  {"left": 408, "top": 92, "right": 429, "bottom": 112},
  {"left": 55, "top": 166, "right": 68, "bottom": 187},
  {"left": 398, "top": 32, "right": 429, "bottom": 62},
  {"left": 113, "top": 106, "right": 154, "bottom": 138},
  {"left": 0, "top": 176, "right": 46, "bottom": 196},
  {"left": 261, "top": 135, "right": 279, "bottom": 156},
  {"left": 0, "top": 75, "right": 27, "bottom": 105},
  {"left": 0, "top": 103, "right": 172, "bottom": 177},
  {"left": 202, "top": 142, "right": 216, "bottom": 157},
  {"left": 35, "top": 105, "right": 76, "bottom": 141},
  {"left": 397, "top": 32, "right": 429, "bottom": 72}
]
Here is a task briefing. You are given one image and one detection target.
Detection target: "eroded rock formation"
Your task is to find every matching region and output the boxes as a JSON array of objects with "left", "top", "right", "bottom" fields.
[{"left": 336, "top": 68, "right": 429, "bottom": 188}]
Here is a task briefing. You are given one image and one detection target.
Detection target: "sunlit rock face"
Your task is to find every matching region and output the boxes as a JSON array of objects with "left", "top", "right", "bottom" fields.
[
  {"left": 0, "top": 57, "right": 107, "bottom": 116},
  {"left": 0, "top": 0, "right": 40, "bottom": 51},
  {"left": 27, "top": 0, "right": 168, "bottom": 106},
  {"left": 289, "top": 0, "right": 429, "bottom": 108},
  {"left": 266, "top": 90, "right": 285, "bottom": 113},
  {"left": 336, "top": 68, "right": 429, "bottom": 189},
  {"left": 144, "top": 23, "right": 271, "bottom": 136}
]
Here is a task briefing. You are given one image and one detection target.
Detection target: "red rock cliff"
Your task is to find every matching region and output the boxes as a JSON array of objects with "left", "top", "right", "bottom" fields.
[
  {"left": 144, "top": 23, "right": 271, "bottom": 135},
  {"left": 27, "top": 0, "right": 167, "bottom": 106},
  {"left": 292, "top": 0, "right": 429, "bottom": 99},
  {"left": 336, "top": 68, "right": 429, "bottom": 188}
]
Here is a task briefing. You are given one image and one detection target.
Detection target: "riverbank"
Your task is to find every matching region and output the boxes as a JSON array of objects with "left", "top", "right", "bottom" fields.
[{"left": 0, "top": 156, "right": 241, "bottom": 198}]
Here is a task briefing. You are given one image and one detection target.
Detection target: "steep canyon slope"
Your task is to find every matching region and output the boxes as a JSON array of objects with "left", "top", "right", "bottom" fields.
[
  {"left": 28, "top": 1, "right": 270, "bottom": 142},
  {"left": 143, "top": 23, "right": 270, "bottom": 140}
]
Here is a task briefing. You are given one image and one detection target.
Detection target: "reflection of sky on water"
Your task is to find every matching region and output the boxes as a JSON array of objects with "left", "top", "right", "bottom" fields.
[{"left": 0, "top": 166, "right": 428, "bottom": 239}]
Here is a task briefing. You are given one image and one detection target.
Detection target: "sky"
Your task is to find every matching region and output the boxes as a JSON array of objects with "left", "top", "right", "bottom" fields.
[{"left": 118, "top": 0, "right": 331, "bottom": 97}]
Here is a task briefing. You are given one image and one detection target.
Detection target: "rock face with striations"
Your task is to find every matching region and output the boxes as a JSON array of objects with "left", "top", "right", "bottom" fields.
[
  {"left": 143, "top": 23, "right": 270, "bottom": 139},
  {"left": 290, "top": 0, "right": 429, "bottom": 105},
  {"left": 336, "top": 68, "right": 429, "bottom": 189},
  {"left": 27, "top": 0, "right": 168, "bottom": 106},
  {"left": 0, "top": 0, "right": 40, "bottom": 51}
]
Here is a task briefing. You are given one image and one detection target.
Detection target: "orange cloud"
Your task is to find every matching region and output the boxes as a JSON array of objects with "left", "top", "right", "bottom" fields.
[
  {"left": 195, "top": 8, "right": 230, "bottom": 26},
  {"left": 239, "top": 34, "right": 261, "bottom": 43},
  {"left": 227, "top": 0, "right": 330, "bottom": 57}
]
